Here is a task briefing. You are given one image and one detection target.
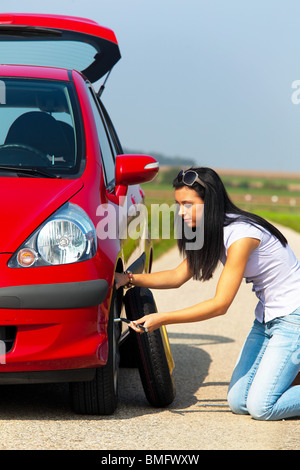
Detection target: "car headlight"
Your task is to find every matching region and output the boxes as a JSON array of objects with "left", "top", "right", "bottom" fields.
[{"left": 9, "top": 203, "right": 97, "bottom": 268}]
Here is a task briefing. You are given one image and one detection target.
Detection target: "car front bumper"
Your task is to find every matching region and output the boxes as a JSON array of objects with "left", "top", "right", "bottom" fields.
[
  {"left": 0, "top": 279, "right": 109, "bottom": 309},
  {"left": 0, "top": 255, "right": 113, "bottom": 377}
]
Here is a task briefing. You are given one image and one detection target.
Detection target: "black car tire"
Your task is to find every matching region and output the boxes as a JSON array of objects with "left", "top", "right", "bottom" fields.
[
  {"left": 70, "top": 291, "right": 120, "bottom": 415},
  {"left": 124, "top": 287, "right": 175, "bottom": 407}
]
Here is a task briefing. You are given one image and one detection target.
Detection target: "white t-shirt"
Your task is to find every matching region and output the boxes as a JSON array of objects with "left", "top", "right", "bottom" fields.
[{"left": 220, "top": 216, "right": 300, "bottom": 323}]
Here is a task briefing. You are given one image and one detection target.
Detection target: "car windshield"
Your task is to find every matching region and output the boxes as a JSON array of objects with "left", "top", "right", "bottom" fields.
[{"left": 0, "top": 78, "right": 83, "bottom": 177}]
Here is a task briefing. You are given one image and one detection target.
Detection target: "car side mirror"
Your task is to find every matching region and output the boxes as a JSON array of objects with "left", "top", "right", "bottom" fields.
[
  {"left": 106, "top": 154, "right": 159, "bottom": 205},
  {"left": 115, "top": 154, "right": 159, "bottom": 186}
]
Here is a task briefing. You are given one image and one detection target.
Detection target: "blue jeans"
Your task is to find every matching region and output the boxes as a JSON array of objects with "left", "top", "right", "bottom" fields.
[{"left": 227, "top": 308, "right": 300, "bottom": 421}]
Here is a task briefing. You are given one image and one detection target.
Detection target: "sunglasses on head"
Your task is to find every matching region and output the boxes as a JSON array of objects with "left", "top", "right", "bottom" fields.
[{"left": 177, "top": 170, "right": 206, "bottom": 189}]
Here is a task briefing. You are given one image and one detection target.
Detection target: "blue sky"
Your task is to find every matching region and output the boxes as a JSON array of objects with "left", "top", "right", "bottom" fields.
[{"left": 2, "top": 0, "right": 300, "bottom": 171}]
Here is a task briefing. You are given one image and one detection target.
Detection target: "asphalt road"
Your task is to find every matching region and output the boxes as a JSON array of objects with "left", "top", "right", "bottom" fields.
[{"left": 0, "top": 224, "right": 299, "bottom": 450}]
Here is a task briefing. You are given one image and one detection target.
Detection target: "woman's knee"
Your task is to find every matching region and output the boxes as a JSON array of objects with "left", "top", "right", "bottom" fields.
[
  {"left": 227, "top": 386, "right": 249, "bottom": 415},
  {"left": 228, "top": 388, "right": 272, "bottom": 419},
  {"left": 246, "top": 392, "right": 273, "bottom": 421},
  {"left": 227, "top": 382, "right": 273, "bottom": 420}
]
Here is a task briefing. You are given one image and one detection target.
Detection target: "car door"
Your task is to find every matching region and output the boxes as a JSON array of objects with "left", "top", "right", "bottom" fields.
[
  {"left": 98, "top": 100, "right": 147, "bottom": 268},
  {"left": 86, "top": 85, "right": 144, "bottom": 267}
]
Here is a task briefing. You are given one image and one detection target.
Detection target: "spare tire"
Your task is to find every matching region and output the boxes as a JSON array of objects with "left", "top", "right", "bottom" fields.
[{"left": 124, "top": 287, "right": 175, "bottom": 407}]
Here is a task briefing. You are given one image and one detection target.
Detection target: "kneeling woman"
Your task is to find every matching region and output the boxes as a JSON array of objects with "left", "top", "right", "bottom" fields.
[{"left": 115, "top": 167, "right": 300, "bottom": 421}]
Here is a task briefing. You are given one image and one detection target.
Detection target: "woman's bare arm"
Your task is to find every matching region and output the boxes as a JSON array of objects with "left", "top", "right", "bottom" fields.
[
  {"left": 132, "top": 237, "right": 260, "bottom": 332},
  {"left": 115, "top": 258, "right": 193, "bottom": 290}
]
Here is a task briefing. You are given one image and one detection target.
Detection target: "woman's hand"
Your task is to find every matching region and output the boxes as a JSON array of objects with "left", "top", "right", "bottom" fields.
[
  {"left": 130, "top": 313, "right": 164, "bottom": 334},
  {"left": 114, "top": 272, "right": 129, "bottom": 290}
]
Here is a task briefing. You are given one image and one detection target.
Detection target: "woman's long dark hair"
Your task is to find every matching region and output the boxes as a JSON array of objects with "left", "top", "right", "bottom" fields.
[{"left": 173, "top": 167, "right": 287, "bottom": 281}]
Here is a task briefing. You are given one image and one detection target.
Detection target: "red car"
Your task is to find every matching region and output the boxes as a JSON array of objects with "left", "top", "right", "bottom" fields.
[{"left": 0, "top": 13, "right": 175, "bottom": 414}]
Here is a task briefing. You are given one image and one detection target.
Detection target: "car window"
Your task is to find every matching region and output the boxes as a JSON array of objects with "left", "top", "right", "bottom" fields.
[
  {"left": 0, "top": 78, "right": 84, "bottom": 177},
  {"left": 98, "top": 100, "right": 123, "bottom": 156},
  {"left": 0, "top": 41, "right": 96, "bottom": 76},
  {"left": 87, "top": 86, "right": 116, "bottom": 190}
]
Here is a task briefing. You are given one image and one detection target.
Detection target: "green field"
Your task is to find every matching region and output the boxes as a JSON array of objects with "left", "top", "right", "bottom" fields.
[{"left": 142, "top": 168, "right": 300, "bottom": 259}]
